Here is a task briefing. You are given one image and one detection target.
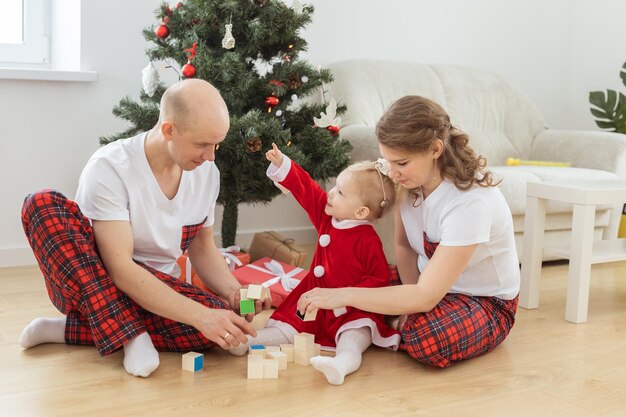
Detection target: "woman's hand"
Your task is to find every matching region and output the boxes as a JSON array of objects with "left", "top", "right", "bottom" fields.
[
  {"left": 297, "top": 287, "right": 350, "bottom": 315},
  {"left": 265, "top": 143, "right": 284, "bottom": 166}
]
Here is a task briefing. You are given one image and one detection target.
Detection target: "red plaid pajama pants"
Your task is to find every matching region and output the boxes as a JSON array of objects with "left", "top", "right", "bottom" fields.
[
  {"left": 389, "top": 266, "right": 518, "bottom": 368},
  {"left": 21, "top": 190, "right": 229, "bottom": 356}
]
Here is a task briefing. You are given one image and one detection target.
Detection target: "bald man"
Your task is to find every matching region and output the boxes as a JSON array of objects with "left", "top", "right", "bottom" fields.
[{"left": 20, "top": 80, "right": 268, "bottom": 377}]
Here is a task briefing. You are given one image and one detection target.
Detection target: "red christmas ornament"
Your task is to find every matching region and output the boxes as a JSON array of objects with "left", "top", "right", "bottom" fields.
[
  {"left": 265, "top": 95, "right": 279, "bottom": 111},
  {"left": 182, "top": 62, "right": 197, "bottom": 78},
  {"left": 155, "top": 24, "right": 170, "bottom": 39},
  {"left": 327, "top": 125, "right": 340, "bottom": 136}
]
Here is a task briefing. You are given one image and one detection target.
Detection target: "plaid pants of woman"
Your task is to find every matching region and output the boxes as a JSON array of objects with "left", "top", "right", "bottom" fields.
[
  {"left": 389, "top": 266, "right": 518, "bottom": 368},
  {"left": 21, "top": 190, "right": 229, "bottom": 356}
]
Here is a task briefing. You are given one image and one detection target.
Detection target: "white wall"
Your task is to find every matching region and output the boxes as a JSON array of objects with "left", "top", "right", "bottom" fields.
[{"left": 1, "top": 0, "right": 625, "bottom": 266}]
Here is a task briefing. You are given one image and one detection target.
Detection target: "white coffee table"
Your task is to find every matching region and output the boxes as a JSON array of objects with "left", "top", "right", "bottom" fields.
[{"left": 519, "top": 179, "right": 626, "bottom": 323}]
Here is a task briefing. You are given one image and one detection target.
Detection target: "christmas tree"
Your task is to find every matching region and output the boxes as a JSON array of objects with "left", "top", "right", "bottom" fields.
[{"left": 100, "top": 0, "right": 352, "bottom": 247}]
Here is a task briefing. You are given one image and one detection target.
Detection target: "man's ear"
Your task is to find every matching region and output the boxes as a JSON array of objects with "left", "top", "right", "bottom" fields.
[
  {"left": 161, "top": 121, "right": 175, "bottom": 141},
  {"left": 355, "top": 206, "right": 370, "bottom": 220}
]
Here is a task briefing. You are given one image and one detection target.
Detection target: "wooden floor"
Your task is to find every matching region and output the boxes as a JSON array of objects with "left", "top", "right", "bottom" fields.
[{"left": 1, "top": 260, "right": 625, "bottom": 417}]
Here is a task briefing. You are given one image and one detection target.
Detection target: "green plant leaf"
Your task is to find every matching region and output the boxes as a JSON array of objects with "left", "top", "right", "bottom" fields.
[{"left": 621, "top": 61, "right": 626, "bottom": 88}]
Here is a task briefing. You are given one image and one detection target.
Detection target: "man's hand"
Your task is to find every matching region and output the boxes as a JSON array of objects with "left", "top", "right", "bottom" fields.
[
  {"left": 231, "top": 285, "right": 273, "bottom": 323},
  {"left": 265, "top": 143, "right": 284, "bottom": 166},
  {"left": 195, "top": 308, "right": 257, "bottom": 350}
]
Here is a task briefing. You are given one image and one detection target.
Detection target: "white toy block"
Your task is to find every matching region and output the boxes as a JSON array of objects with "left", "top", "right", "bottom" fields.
[
  {"left": 246, "top": 284, "right": 263, "bottom": 299},
  {"left": 294, "top": 332, "right": 315, "bottom": 351},
  {"left": 294, "top": 348, "right": 315, "bottom": 366},
  {"left": 240, "top": 288, "right": 248, "bottom": 299},
  {"left": 303, "top": 308, "right": 318, "bottom": 321},
  {"left": 263, "top": 359, "right": 279, "bottom": 378},
  {"left": 261, "top": 286, "right": 271, "bottom": 300},
  {"left": 314, "top": 343, "right": 321, "bottom": 357},
  {"left": 182, "top": 351, "right": 204, "bottom": 372},
  {"left": 268, "top": 351, "right": 288, "bottom": 370},
  {"left": 265, "top": 345, "right": 280, "bottom": 353},
  {"left": 280, "top": 344, "right": 294, "bottom": 362},
  {"left": 249, "top": 344, "right": 266, "bottom": 356},
  {"left": 333, "top": 307, "right": 347, "bottom": 317},
  {"left": 247, "top": 355, "right": 264, "bottom": 379}
]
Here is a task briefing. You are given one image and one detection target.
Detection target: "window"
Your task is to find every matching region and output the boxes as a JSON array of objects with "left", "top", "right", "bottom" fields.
[{"left": 0, "top": 0, "right": 50, "bottom": 68}]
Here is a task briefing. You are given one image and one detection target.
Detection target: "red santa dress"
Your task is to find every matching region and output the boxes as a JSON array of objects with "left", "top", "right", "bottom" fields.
[{"left": 265, "top": 157, "right": 401, "bottom": 351}]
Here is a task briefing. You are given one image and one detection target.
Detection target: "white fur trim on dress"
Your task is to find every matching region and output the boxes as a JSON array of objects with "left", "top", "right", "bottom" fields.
[{"left": 336, "top": 318, "right": 400, "bottom": 351}]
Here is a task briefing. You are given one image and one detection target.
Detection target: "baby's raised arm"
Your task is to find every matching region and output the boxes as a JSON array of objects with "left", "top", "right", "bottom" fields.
[{"left": 265, "top": 143, "right": 284, "bottom": 166}]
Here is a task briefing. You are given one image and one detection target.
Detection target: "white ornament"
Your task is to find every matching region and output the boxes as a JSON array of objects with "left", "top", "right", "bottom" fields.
[
  {"left": 313, "top": 265, "right": 325, "bottom": 277},
  {"left": 141, "top": 62, "right": 160, "bottom": 97},
  {"left": 275, "top": 110, "right": 283, "bottom": 117},
  {"left": 319, "top": 234, "right": 331, "bottom": 247},
  {"left": 222, "top": 23, "right": 235, "bottom": 49},
  {"left": 291, "top": 0, "right": 303, "bottom": 14},
  {"left": 249, "top": 53, "right": 282, "bottom": 78},
  {"left": 301, "top": 75, "right": 309, "bottom": 83},
  {"left": 314, "top": 98, "right": 342, "bottom": 128}
]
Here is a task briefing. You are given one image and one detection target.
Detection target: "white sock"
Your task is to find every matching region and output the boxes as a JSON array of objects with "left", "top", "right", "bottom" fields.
[
  {"left": 19, "top": 317, "right": 66, "bottom": 348},
  {"left": 122, "top": 332, "right": 160, "bottom": 378},
  {"left": 310, "top": 327, "right": 371, "bottom": 385},
  {"left": 228, "top": 327, "right": 291, "bottom": 356}
]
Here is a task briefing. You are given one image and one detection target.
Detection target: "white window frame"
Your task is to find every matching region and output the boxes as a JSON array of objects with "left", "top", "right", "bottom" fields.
[{"left": 0, "top": 0, "right": 50, "bottom": 68}]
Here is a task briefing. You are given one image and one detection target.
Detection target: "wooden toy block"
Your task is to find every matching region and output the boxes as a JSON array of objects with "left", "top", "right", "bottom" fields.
[
  {"left": 263, "top": 359, "right": 279, "bottom": 378},
  {"left": 333, "top": 307, "right": 347, "bottom": 317},
  {"left": 280, "top": 344, "right": 294, "bottom": 362},
  {"left": 303, "top": 308, "right": 318, "bottom": 321},
  {"left": 182, "top": 351, "right": 204, "bottom": 372},
  {"left": 268, "top": 351, "right": 288, "bottom": 370},
  {"left": 294, "top": 348, "right": 315, "bottom": 366},
  {"left": 239, "top": 298, "right": 255, "bottom": 315},
  {"left": 247, "top": 355, "right": 264, "bottom": 379},
  {"left": 249, "top": 344, "right": 266, "bottom": 356},
  {"left": 261, "top": 286, "right": 271, "bottom": 300},
  {"left": 294, "top": 332, "right": 315, "bottom": 351},
  {"left": 246, "top": 284, "right": 263, "bottom": 299}
]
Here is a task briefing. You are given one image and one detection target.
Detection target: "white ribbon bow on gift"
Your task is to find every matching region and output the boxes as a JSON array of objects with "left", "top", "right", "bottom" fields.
[
  {"left": 247, "top": 259, "right": 302, "bottom": 292},
  {"left": 219, "top": 245, "right": 244, "bottom": 271}
]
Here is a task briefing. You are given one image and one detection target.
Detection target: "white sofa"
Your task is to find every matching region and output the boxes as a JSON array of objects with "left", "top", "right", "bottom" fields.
[{"left": 323, "top": 59, "right": 626, "bottom": 263}]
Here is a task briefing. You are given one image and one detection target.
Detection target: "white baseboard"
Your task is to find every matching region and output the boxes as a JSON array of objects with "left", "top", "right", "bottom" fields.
[{"left": 0, "top": 227, "right": 317, "bottom": 268}]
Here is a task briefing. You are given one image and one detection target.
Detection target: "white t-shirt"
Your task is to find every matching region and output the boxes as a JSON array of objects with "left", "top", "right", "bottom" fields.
[
  {"left": 400, "top": 178, "right": 520, "bottom": 300},
  {"left": 75, "top": 132, "right": 220, "bottom": 277}
]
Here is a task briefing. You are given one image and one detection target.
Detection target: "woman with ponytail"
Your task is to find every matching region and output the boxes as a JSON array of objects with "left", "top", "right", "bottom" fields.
[{"left": 298, "top": 96, "right": 519, "bottom": 368}]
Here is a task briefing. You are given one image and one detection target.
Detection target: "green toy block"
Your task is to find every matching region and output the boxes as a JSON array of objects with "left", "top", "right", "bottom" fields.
[{"left": 240, "top": 298, "right": 255, "bottom": 315}]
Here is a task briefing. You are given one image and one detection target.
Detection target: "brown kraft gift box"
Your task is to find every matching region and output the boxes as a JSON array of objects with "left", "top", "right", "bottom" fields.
[{"left": 248, "top": 231, "right": 308, "bottom": 268}]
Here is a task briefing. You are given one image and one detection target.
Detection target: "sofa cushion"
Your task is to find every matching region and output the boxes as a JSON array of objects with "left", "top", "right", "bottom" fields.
[{"left": 431, "top": 65, "right": 547, "bottom": 165}]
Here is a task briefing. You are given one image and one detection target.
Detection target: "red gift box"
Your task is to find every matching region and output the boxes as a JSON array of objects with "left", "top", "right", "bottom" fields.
[
  {"left": 177, "top": 247, "right": 250, "bottom": 292},
  {"left": 232, "top": 257, "right": 306, "bottom": 307}
]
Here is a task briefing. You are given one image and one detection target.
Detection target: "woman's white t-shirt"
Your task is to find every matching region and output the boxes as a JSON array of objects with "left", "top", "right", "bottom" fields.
[
  {"left": 75, "top": 132, "right": 220, "bottom": 277},
  {"left": 400, "top": 178, "right": 520, "bottom": 300}
]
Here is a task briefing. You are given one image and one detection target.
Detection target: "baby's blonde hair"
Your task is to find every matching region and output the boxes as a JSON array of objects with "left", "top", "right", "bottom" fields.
[{"left": 344, "top": 161, "right": 396, "bottom": 220}]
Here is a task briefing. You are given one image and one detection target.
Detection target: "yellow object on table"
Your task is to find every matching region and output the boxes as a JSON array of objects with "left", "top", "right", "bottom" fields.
[
  {"left": 619, "top": 205, "right": 626, "bottom": 238},
  {"left": 506, "top": 157, "right": 570, "bottom": 167}
]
